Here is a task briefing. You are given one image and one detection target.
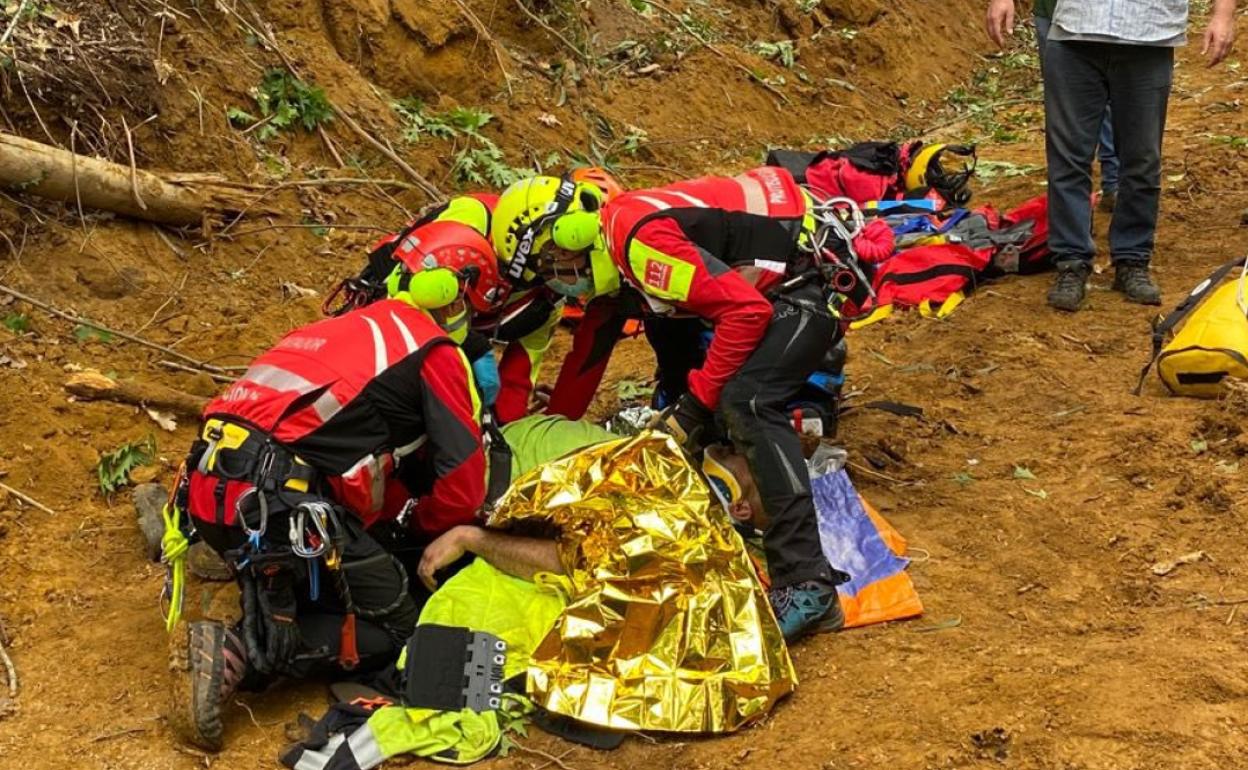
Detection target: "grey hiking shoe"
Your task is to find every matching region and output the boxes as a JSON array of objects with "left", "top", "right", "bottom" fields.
[
  {"left": 1047, "top": 264, "right": 1089, "bottom": 312},
  {"left": 169, "top": 621, "right": 250, "bottom": 752},
  {"left": 769, "top": 580, "right": 841, "bottom": 643},
  {"left": 1112, "top": 263, "right": 1161, "bottom": 305}
]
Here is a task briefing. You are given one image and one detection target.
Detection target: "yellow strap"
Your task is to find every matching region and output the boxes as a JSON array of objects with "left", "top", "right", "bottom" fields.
[
  {"left": 918, "top": 299, "right": 935, "bottom": 319},
  {"left": 850, "top": 304, "right": 894, "bottom": 330},
  {"left": 937, "top": 291, "right": 965, "bottom": 318}
]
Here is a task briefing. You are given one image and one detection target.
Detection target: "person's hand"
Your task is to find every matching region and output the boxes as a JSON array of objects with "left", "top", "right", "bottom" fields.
[
  {"left": 418, "top": 525, "right": 478, "bottom": 591},
  {"left": 1203, "top": 10, "right": 1236, "bottom": 67},
  {"left": 653, "top": 392, "right": 714, "bottom": 454},
  {"left": 471, "top": 352, "right": 500, "bottom": 407},
  {"left": 530, "top": 383, "right": 552, "bottom": 411},
  {"left": 985, "top": 0, "right": 1015, "bottom": 47}
]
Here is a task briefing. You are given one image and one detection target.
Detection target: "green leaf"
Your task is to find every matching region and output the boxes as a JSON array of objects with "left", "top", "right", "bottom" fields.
[
  {"left": 510, "top": 721, "right": 528, "bottom": 738},
  {"left": 227, "top": 107, "right": 258, "bottom": 126},
  {"left": 953, "top": 472, "right": 976, "bottom": 486},
  {"left": 2, "top": 313, "right": 29, "bottom": 333},
  {"left": 1190, "top": 439, "right": 1208, "bottom": 454},
  {"left": 96, "top": 435, "right": 156, "bottom": 496},
  {"left": 243, "top": 68, "right": 333, "bottom": 140},
  {"left": 271, "top": 101, "right": 298, "bottom": 129},
  {"left": 74, "top": 324, "right": 113, "bottom": 343},
  {"left": 617, "top": 379, "right": 655, "bottom": 402},
  {"left": 1013, "top": 465, "right": 1037, "bottom": 480},
  {"left": 1024, "top": 488, "right": 1048, "bottom": 500},
  {"left": 497, "top": 735, "right": 513, "bottom": 758}
]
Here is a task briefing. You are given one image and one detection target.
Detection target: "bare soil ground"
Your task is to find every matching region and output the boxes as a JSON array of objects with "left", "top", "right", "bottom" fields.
[{"left": 2, "top": 2, "right": 1248, "bottom": 769}]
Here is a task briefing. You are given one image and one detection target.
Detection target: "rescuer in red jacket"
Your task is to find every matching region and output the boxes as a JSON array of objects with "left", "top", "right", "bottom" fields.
[
  {"left": 168, "top": 222, "right": 500, "bottom": 752},
  {"left": 491, "top": 168, "right": 851, "bottom": 643},
  {"left": 325, "top": 168, "right": 626, "bottom": 423}
]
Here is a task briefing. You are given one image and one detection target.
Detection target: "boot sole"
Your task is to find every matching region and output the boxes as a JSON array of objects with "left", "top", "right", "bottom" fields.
[{"left": 167, "top": 622, "right": 226, "bottom": 752}]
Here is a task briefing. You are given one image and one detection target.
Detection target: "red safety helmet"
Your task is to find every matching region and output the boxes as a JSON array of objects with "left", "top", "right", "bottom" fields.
[{"left": 390, "top": 220, "right": 503, "bottom": 313}]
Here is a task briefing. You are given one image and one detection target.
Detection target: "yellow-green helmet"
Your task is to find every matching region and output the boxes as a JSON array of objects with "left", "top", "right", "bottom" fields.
[{"left": 492, "top": 175, "right": 604, "bottom": 287}]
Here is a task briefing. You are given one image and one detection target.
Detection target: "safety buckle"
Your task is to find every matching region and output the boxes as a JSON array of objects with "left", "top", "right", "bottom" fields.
[
  {"left": 396, "top": 498, "right": 418, "bottom": 529},
  {"left": 402, "top": 625, "right": 508, "bottom": 713}
]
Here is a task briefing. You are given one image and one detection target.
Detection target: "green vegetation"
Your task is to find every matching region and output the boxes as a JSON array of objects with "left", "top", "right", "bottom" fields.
[
  {"left": 2, "top": 313, "right": 29, "bottom": 333},
  {"left": 393, "top": 99, "right": 532, "bottom": 188},
  {"left": 750, "top": 40, "right": 796, "bottom": 69},
  {"left": 228, "top": 68, "right": 334, "bottom": 141},
  {"left": 97, "top": 435, "right": 156, "bottom": 497}
]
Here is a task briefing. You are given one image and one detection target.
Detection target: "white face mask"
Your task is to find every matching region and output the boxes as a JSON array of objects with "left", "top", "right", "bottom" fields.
[
  {"left": 543, "top": 253, "right": 593, "bottom": 300},
  {"left": 546, "top": 277, "right": 592, "bottom": 299}
]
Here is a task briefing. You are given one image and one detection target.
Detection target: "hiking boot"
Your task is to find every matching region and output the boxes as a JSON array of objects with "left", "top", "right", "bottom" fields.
[
  {"left": 769, "top": 580, "right": 841, "bottom": 643},
  {"left": 1112, "top": 263, "right": 1162, "bottom": 305},
  {"left": 168, "top": 621, "right": 250, "bottom": 752},
  {"left": 1098, "top": 189, "right": 1117, "bottom": 215},
  {"left": 1047, "top": 264, "right": 1089, "bottom": 312}
]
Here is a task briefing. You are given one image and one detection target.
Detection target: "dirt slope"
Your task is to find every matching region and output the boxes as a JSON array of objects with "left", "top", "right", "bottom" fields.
[{"left": 2, "top": 1, "right": 1248, "bottom": 769}]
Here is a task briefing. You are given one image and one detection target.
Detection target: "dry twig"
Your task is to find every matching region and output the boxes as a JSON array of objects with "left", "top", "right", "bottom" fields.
[
  {"left": 0, "top": 282, "right": 230, "bottom": 374},
  {"left": 512, "top": 0, "right": 590, "bottom": 63},
  {"left": 0, "top": 643, "right": 14, "bottom": 701},
  {"left": 0, "top": 481, "right": 56, "bottom": 515},
  {"left": 450, "top": 0, "right": 515, "bottom": 96},
  {"left": 0, "top": 0, "right": 31, "bottom": 49},
  {"left": 637, "top": 0, "right": 789, "bottom": 104},
  {"left": 512, "top": 743, "right": 579, "bottom": 770}
]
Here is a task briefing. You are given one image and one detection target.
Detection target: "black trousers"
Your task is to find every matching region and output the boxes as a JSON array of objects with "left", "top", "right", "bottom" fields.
[
  {"left": 200, "top": 512, "right": 421, "bottom": 680},
  {"left": 647, "top": 283, "right": 839, "bottom": 588},
  {"left": 288, "top": 516, "right": 421, "bottom": 678},
  {"left": 1044, "top": 39, "right": 1173, "bottom": 267}
]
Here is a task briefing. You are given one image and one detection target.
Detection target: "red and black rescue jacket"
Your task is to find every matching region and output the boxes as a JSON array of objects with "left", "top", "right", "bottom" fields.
[
  {"left": 191, "top": 299, "right": 485, "bottom": 535},
  {"left": 548, "top": 167, "right": 812, "bottom": 418}
]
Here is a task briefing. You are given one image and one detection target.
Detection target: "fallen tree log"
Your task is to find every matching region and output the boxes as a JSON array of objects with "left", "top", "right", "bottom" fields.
[
  {"left": 0, "top": 132, "right": 263, "bottom": 226},
  {"left": 65, "top": 369, "right": 208, "bottom": 418}
]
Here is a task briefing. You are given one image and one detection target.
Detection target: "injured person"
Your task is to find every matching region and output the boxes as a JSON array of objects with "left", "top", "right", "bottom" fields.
[
  {"left": 415, "top": 414, "right": 835, "bottom": 629},
  {"left": 280, "top": 417, "right": 800, "bottom": 769}
]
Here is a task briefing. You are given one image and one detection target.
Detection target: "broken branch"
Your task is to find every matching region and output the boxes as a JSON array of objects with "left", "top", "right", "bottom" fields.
[
  {"left": 0, "top": 132, "right": 264, "bottom": 226},
  {"left": 65, "top": 370, "right": 209, "bottom": 418}
]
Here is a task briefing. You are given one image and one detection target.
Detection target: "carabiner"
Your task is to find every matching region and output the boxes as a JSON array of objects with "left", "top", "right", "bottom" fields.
[
  {"left": 290, "top": 502, "right": 331, "bottom": 560},
  {"left": 235, "top": 487, "right": 268, "bottom": 539}
]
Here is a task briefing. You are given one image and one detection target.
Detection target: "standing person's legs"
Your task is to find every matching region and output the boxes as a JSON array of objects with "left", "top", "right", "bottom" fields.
[
  {"left": 1098, "top": 106, "right": 1120, "bottom": 198},
  {"left": 1043, "top": 40, "right": 1112, "bottom": 310},
  {"left": 720, "top": 284, "right": 841, "bottom": 596},
  {"left": 1104, "top": 44, "right": 1172, "bottom": 305}
]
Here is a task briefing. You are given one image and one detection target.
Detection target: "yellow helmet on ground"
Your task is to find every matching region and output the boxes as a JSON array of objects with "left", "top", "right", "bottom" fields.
[
  {"left": 903, "top": 142, "right": 977, "bottom": 206},
  {"left": 492, "top": 175, "right": 604, "bottom": 287}
]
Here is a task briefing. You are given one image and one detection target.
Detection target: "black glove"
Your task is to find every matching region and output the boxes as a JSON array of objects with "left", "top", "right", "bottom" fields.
[
  {"left": 255, "top": 565, "right": 301, "bottom": 674},
  {"left": 661, "top": 392, "right": 715, "bottom": 454}
]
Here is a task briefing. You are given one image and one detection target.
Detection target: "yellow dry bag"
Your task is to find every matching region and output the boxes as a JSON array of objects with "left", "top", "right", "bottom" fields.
[{"left": 1136, "top": 256, "right": 1248, "bottom": 398}]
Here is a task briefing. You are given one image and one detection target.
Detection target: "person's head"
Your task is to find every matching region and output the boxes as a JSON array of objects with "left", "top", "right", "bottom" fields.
[
  {"left": 702, "top": 444, "right": 769, "bottom": 531},
  {"left": 385, "top": 220, "right": 502, "bottom": 343},
  {"left": 492, "top": 174, "right": 617, "bottom": 302}
]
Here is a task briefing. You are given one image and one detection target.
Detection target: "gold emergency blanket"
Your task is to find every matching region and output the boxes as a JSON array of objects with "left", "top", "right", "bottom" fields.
[{"left": 488, "top": 431, "right": 796, "bottom": 733}]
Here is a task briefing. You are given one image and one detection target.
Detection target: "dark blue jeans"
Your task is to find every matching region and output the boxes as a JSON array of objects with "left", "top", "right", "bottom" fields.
[
  {"left": 1035, "top": 16, "right": 1118, "bottom": 193},
  {"left": 1043, "top": 40, "right": 1173, "bottom": 268}
]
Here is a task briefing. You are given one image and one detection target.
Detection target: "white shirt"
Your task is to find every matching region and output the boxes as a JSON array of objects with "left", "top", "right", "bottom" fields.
[{"left": 1050, "top": 0, "right": 1189, "bottom": 45}]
